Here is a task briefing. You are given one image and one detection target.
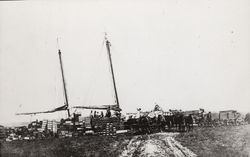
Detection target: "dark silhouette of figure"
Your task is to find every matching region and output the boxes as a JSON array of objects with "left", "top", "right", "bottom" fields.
[{"left": 106, "top": 107, "right": 111, "bottom": 118}]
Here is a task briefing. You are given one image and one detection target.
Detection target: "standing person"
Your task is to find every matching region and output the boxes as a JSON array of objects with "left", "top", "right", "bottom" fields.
[
  {"left": 115, "top": 111, "right": 121, "bottom": 117},
  {"left": 207, "top": 112, "right": 212, "bottom": 126},
  {"left": 106, "top": 107, "right": 111, "bottom": 118},
  {"left": 100, "top": 111, "right": 104, "bottom": 118},
  {"left": 136, "top": 108, "right": 141, "bottom": 118},
  {"left": 90, "top": 110, "right": 93, "bottom": 118},
  {"left": 94, "top": 111, "right": 97, "bottom": 118}
]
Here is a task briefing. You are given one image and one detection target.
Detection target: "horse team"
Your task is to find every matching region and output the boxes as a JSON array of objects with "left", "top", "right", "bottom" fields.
[{"left": 124, "top": 111, "right": 196, "bottom": 134}]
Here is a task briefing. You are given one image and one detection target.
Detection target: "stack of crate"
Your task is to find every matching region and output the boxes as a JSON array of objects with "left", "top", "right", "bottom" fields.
[
  {"left": 165, "top": 125, "right": 168, "bottom": 131},
  {"left": 52, "top": 121, "right": 58, "bottom": 133},
  {"left": 112, "top": 125, "right": 116, "bottom": 136},
  {"left": 104, "top": 123, "right": 116, "bottom": 136},
  {"left": 84, "top": 117, "right": 91, "bottom": 129},
  {"left": 98, "top": 131, "right": 104, "bottom": 136},
  {"left": 105, "top": 123, "right": 111, "bottom": 136},
  {"left": 47, "top": 120, "right": 53, "bottom": 131},
  {"left": 41, "top": 120, "right": 48, "bottom": 131}
]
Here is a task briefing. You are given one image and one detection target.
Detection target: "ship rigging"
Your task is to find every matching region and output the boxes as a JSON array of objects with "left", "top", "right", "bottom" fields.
[{"left": 16, "top": 35, "right": 121, "bottom": 117}]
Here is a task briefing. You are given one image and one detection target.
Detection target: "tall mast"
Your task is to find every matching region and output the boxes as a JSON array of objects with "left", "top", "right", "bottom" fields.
[
  {"left": 58, "top": 49, "right": 70, "bottom": 117},
  {"left": 105, "top": 36, "right": 120, "bottom": 110}
]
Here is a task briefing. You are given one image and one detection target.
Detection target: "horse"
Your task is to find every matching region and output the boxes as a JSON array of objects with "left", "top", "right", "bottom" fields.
[
  {"left": 124, "top": 117, "right": 138, "bottom": 131},
  {"left": 164, "top": 115, "right": 175, "bottom": 131},
  {"left": 138, "top": 115, "right": 152, "bottom": 134},
  {"left": 173, "top": 113, "right": 185, "bottom": 132},
  {"left": 157, "top": 114, "right": 166, "bottom": 132},
  {"left": 184, "top": 114, "right": 194, "bottom": 131}
]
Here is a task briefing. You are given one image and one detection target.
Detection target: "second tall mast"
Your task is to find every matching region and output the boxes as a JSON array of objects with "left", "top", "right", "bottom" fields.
[
  {"left": 105, "top": 37, "right": 120, "bottom": 110},
  {"left": 58, "top": 49, "right": 71, "bottom": 117}
]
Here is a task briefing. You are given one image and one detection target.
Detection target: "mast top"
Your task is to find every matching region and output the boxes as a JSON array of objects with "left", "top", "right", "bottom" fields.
[
  {"left": 104, "top": 32, "right": 108, "bottom": 40},
  {"left": 57, "top": 37, "right": 61, "bottom": 51},
  {"left": 104, "top": 32, "right": 111, "bottom": 45},
  {"left": 58, "top": 49, "right": 61, "bottom": 55}
]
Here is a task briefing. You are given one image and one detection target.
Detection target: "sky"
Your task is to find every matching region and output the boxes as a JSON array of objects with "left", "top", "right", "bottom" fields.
[{"left": 0, "top": 0, "right": 249, "bottom": 125}]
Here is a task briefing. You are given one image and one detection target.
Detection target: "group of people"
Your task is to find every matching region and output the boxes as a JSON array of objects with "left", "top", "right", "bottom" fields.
[{"left": 90, "top": 108, "right": 111, "bottom": 119}]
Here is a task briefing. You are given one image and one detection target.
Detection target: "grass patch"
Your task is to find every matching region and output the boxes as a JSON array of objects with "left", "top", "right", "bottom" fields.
[
  {"left": 175, "top": 125, "right": 250, "bottom": 157},
  {"left": 1, "top": 125, "right": 250, "bottom": 157},
  {"left": 0, "top": 135, "right": 132, "bottom": 157}
]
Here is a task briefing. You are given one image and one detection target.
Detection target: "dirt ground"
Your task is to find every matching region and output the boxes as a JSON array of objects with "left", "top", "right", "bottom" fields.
[
  {"left": 1, "top": 125, "right": 249, "bottom": 157},
  {"left": 119, "top": 132, "right": 196, "bottom": 157}
]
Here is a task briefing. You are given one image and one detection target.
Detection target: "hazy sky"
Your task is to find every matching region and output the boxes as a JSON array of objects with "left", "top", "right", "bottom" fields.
[{"left": 0, "top": 0, "right": 249, "bottom": 125}]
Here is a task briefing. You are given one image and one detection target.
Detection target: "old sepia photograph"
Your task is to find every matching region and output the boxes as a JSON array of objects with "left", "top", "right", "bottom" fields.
[{"left": 0, "top": 0, "right": 249, "bottom": 156}]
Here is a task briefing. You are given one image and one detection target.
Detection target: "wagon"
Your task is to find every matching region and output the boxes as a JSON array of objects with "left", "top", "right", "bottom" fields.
[{"left": 219, "top": 110, "right": 240, "bottom": 126}]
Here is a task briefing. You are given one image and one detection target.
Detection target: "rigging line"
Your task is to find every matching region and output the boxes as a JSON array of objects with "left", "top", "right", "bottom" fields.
[
  {"left": 30, "top": 114, "right": 33, "bottom": 123},
  {"left": 73, "top": 108, "right": 77, "bottom": 114},
  {"left": 83, "top": 39, "right": 104, "bottom": 101},
  {"left": 88, "top": 65, "right": 101, "bottom": 105},
  {"left": 54, "top": 74, "right": 60, "bottom": 108},
  {"left": 89, "top": 42, "right": 111, "bottom": 105},
  {"left": 52, "top": 50, "right": 58, "bottom": 108},
  {"left": 53, "top": 60, "right": 58, "bottom": 108},
  {"left": 99, "top": 36, "right": 105, "bottom": 56},
  {"left": 56, "top": 37, "right": 61, "bottom": 50},
  {"left": 15, "top": 104, "right": 22, "bottom": 115},
  {"left": 83, "top": 63, "right": 98, "bottom": 105},
  {"left": 83, "top": 38, "right": 106, "bottom": 105}
]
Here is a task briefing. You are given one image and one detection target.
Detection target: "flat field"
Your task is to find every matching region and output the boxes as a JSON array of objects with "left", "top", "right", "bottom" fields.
[
  {"left": 175, "top": 124, "right": 250, "bottom": 157},
  {"left": 1, "top": 125, "right": 249, "bottom": 157}
]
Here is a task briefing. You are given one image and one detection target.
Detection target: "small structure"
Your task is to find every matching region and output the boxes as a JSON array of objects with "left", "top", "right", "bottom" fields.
[{"left": 219, "top": 110, "right": 240, "bottom": 125}]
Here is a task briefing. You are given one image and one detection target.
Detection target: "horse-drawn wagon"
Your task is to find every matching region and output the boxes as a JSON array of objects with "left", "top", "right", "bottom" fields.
[{"left": 219, "top": 110, "right": 241, "bottom": 126}]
